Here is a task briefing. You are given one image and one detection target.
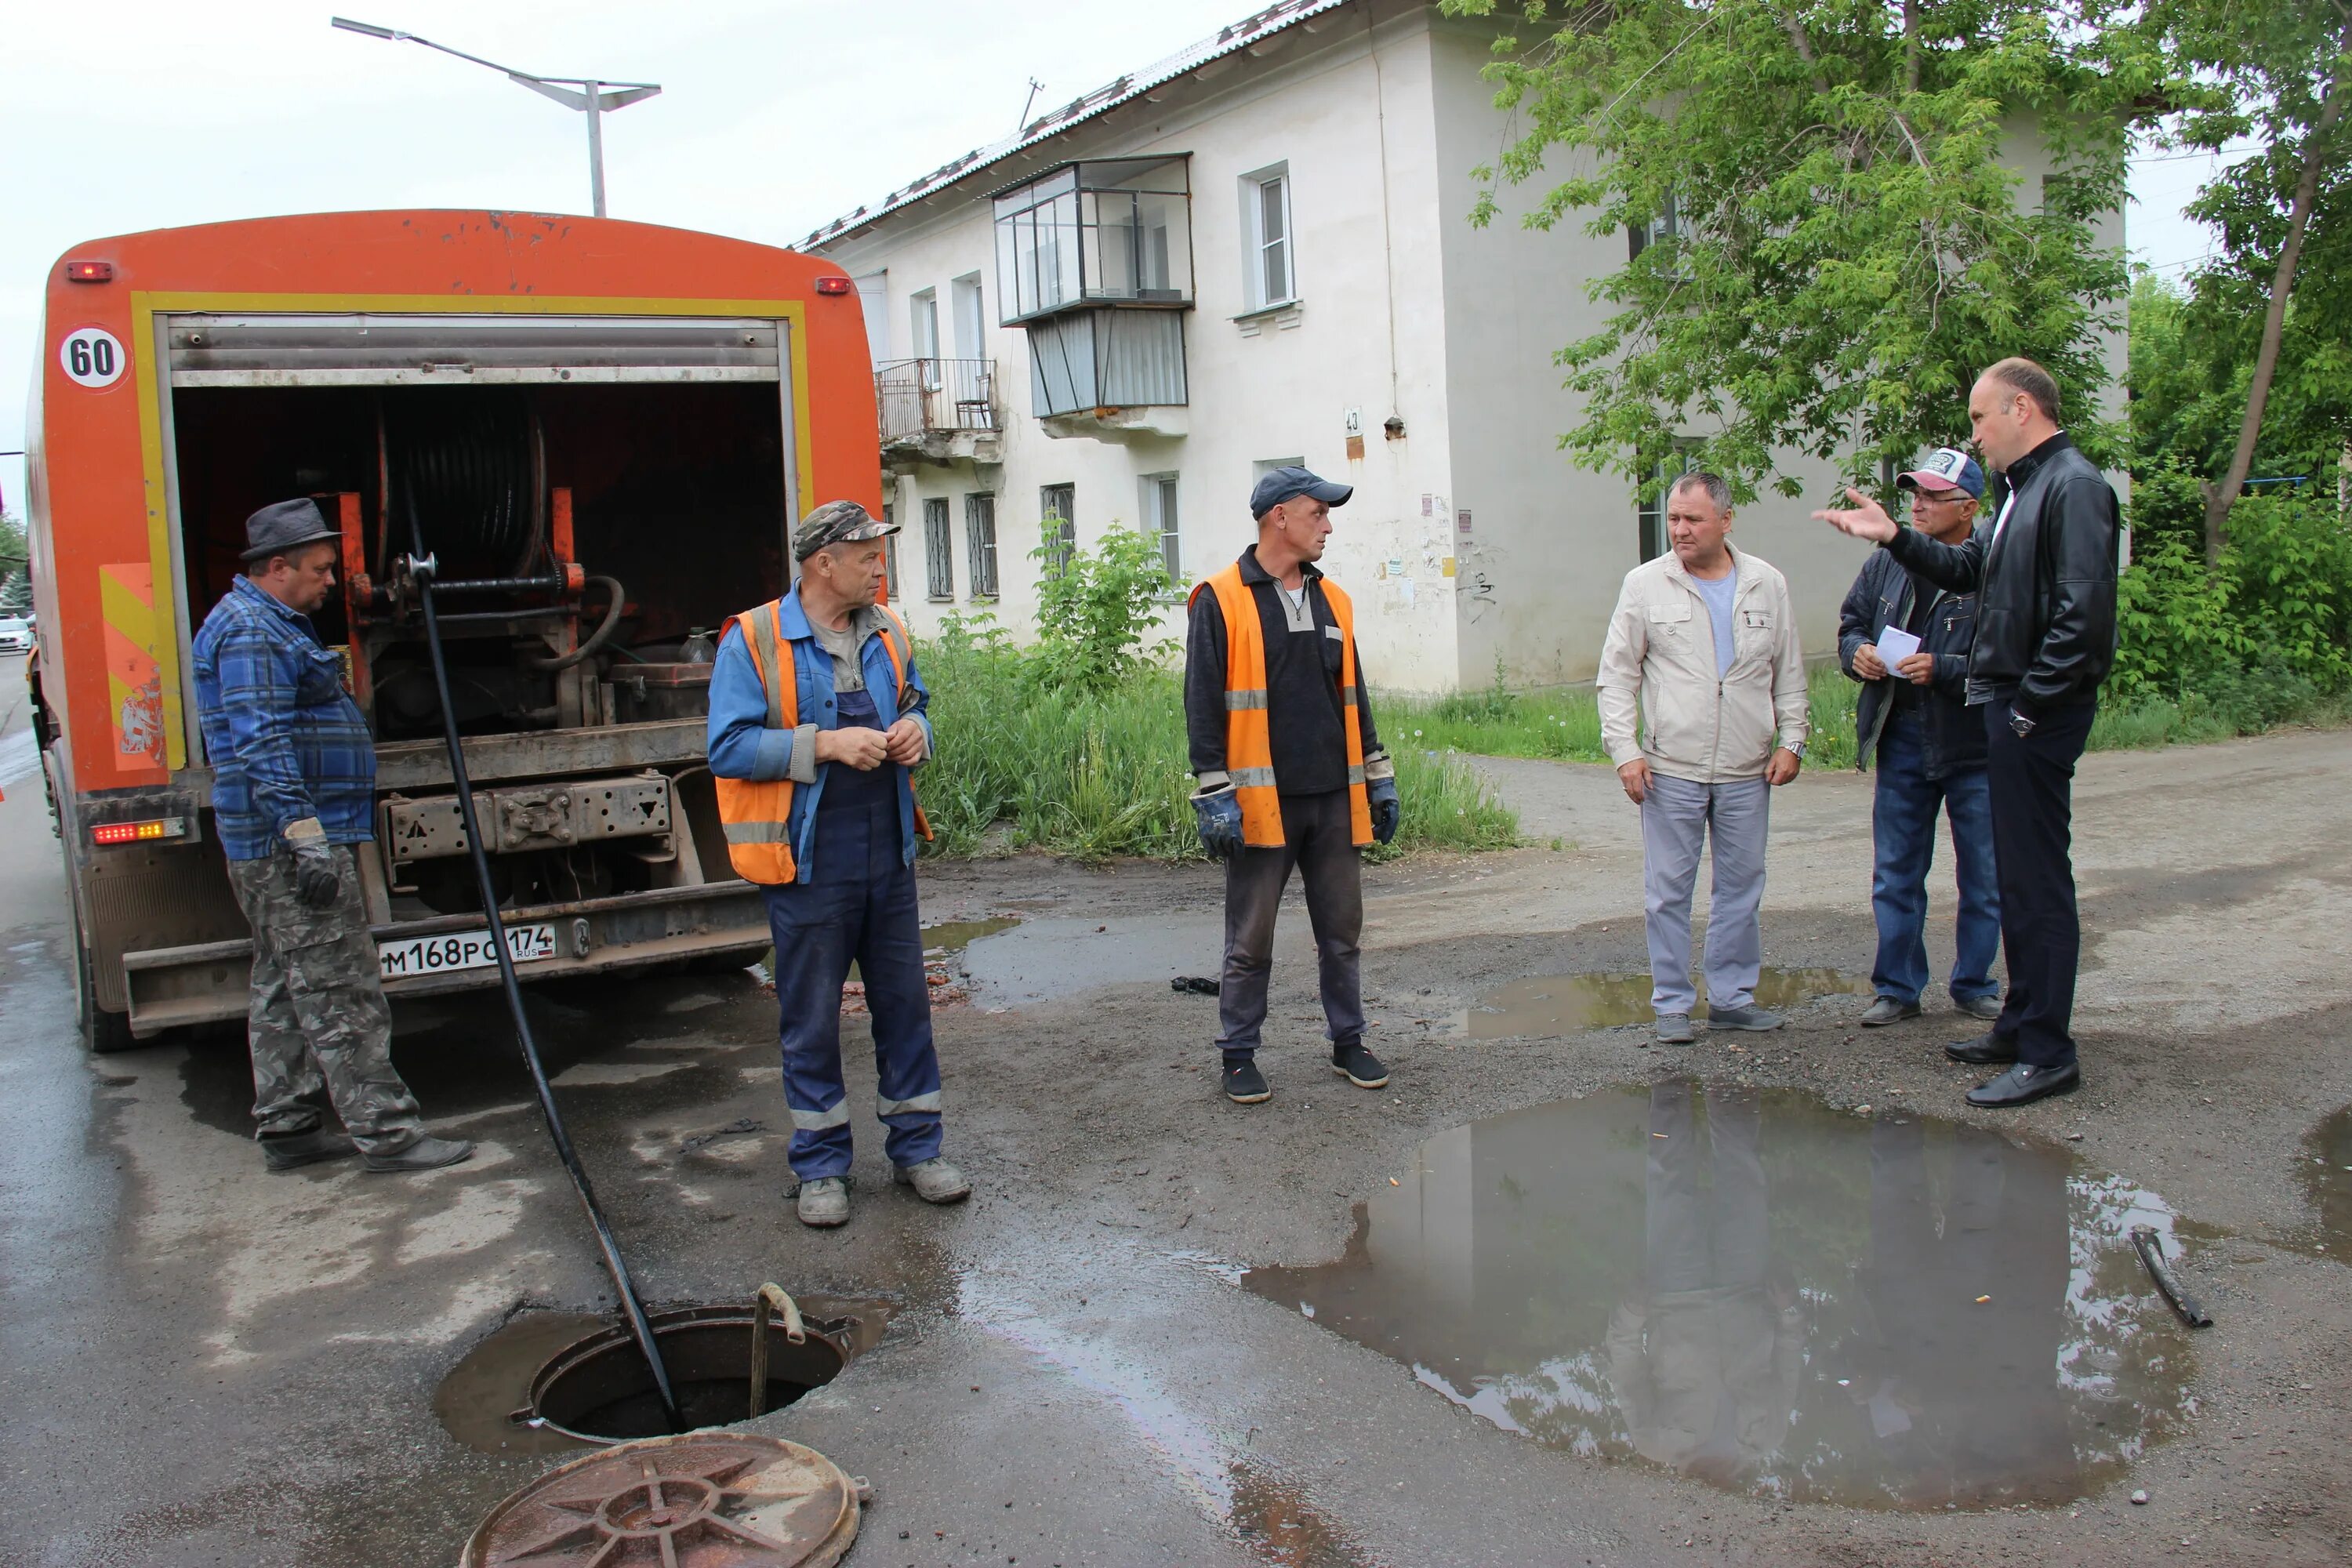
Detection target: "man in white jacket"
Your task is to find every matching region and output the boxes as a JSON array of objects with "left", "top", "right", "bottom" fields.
[{"left": 1599, "top": 472, "right": 1810, "bottom": 1044}]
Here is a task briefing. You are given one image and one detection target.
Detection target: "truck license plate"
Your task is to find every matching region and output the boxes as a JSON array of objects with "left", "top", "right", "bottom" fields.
[{"left": 378, "top": 923, "right": 557, "bottom": 980}]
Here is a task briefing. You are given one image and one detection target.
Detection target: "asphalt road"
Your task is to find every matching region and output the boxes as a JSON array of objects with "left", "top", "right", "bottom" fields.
[{"left": 4, "top": 648, "right": 2347, "bottom": 1566}]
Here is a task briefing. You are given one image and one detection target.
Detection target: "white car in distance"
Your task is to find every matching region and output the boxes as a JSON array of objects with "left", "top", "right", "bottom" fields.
[{"left": 0, "top": 615, "right": 32, "bottom": 655}]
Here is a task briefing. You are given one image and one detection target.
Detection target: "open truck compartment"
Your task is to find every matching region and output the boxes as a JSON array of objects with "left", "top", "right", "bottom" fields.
[{"left": 113, "top": 314, "right": 809, "bottom": 1033}]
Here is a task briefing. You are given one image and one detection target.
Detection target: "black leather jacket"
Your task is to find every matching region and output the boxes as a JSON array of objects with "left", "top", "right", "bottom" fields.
[
  {"left": 1838, "top": 548, "right": 1987, "bottom": 780},
  {"left": 1884, "top": 433, "right": 2121, "bottom": 715}
]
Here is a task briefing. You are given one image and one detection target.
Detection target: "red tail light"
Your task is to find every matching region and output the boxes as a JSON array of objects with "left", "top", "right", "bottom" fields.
[
  {"left": 815, "top": 275, "right": 853, "bottom": 296},
  {"left": 93, "top": 816, "right": 187, "bottom": 845},
  {"left": 65, "top": 260, "right": 115, "bottom": 282}
]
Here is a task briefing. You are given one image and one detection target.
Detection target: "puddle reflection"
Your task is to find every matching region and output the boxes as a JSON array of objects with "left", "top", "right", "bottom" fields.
[
  {"left": 1458, "top": 968, "right": 1870, "bottom": 1036},
  {"left": 1247, "top": 1082, "right": 2194, "bottom": 1509},
  {"left": 2306, "top": 1104, "right": 2352, "bottom": 1254}
]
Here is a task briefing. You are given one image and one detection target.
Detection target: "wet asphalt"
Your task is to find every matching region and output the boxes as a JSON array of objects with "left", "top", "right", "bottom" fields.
[{"left": 5, "top": 646, "right": 2350, "bottom": 1566}]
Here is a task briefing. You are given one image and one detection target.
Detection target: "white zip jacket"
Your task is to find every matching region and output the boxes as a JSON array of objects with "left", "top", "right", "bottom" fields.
[{"left": 1598, "top": 546, "right": 1809, "bottom": 783}]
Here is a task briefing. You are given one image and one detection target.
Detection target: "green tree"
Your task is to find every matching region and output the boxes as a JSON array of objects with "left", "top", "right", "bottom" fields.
[
  {"left": 2114, "top": 0, "right": 2351, "bottom": 560},
  {"left": 1445, "top": 0, "right": 2136, "bottom": 501},
  {"left": 1025, "top": 521, "right": 1178, "bottom": 696},
  {"left": 0, "top": 509, "right": 29, "bottom": 614}
]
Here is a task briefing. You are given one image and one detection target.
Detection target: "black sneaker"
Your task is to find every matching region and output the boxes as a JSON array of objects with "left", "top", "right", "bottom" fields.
[
  {"left": 1331, "top": 1039, "right": 1389, "bottom": 1090},
  {"left": 1222, "top": 1058, "right": 1271, "bottom": 1105}
]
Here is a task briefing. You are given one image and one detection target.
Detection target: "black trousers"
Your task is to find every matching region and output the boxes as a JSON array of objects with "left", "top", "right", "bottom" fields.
[
  {"left": 1216, "top": 789, "right": 1364, "bottom": 1060},
  {"left": 1983, "top": 699, "right": 2096, "bottom": 1068}
]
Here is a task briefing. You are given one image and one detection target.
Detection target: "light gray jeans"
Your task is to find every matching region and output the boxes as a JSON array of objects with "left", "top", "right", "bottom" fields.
[{"left": 1640, "top": 772, "right": 1770, "bottom": 1017}]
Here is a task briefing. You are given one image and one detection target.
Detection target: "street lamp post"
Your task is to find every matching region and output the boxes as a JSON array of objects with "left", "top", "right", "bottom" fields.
[{"left": 331, "top": 17, "right": 660, "bottom": 218}]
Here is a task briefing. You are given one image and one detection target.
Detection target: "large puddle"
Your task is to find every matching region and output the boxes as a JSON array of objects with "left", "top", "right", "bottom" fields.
[
  {"left": 1247, "top": 1081, "right": 2195, "bottom": 1509},
  {"left": 1459, "top": 968, "right": 1871, "bottom": 1036},
  {"left": 2307, "top": 1104, "right": 2352, "bottom": 1253}
]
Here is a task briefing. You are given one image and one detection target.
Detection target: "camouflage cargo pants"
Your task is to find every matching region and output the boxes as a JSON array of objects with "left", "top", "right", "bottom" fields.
[{"left": 226, "top": 845, "right": 423, "bottom": 1156}]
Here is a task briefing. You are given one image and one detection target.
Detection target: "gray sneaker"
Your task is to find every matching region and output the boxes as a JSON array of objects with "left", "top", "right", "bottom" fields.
[
  {"left": 1708, "top": 1004, "right": 1785, "bottom": 1032},
  {"left": 892, "top": 1158, "right": 972, "bottom": 1204},
  {"left": 1955, "top": 993, "right": 2003, "bottom": 1022},
  {"left": 262, "top": 1126, "right": 359, "bottom": 1171},
  {"left": 1860, "top": 996, "right": 1922, "bottom": 1027},
  {"left": 796, "top": 1175, "right": 851, "bottom": 1228},
  {"left": 362, "top": 1134, "right": 475, "bottom": 1174},
  {"left": 1655, "top": 1012, "right": 1697, "bottom": 1045}
]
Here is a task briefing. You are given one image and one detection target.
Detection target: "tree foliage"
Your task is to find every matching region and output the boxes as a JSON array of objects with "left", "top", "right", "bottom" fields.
[
  {"left": 1446, "top": 0, "right": 2137, "bottom": 501},
  {"left": 1025, "top": 521, "right": 1178, "bottom": 696}
]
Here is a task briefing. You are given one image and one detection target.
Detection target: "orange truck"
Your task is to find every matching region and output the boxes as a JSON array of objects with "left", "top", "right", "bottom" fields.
[{"left": 25, "top": 211, "right": 881, "bottom": 1050}]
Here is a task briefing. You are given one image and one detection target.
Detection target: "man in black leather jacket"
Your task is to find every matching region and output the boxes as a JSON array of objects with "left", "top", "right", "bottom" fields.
[{"left": 1817, "top": 358, "right": 2120, "bottom": 1109}]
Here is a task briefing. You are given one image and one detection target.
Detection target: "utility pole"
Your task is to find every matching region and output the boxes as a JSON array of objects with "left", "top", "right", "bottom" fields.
[{"left": 332, "top": 18, "right": 660, "bottom": 218}]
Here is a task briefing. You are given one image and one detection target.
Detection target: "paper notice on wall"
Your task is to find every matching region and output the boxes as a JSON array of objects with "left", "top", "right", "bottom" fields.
[
  {"left": 1874, "top": 625, "right": 1923, "bottom": 665},
  {"left": 1456, "top": 509, "right": 1473, "bottom": 536},
  {"left": 1421, "top": 494, "right": 1434, "bottom": 517}
]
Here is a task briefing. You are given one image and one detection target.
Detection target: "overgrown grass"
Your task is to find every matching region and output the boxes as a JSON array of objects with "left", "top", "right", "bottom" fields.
[
  {"left": 1385, "top": 660, "right": 2347, "bottom": 772},
  {"left": 915, "top": 644, "right": 1518, "bottom": 862}
]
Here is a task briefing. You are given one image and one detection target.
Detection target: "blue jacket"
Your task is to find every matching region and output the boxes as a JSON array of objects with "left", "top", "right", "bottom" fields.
[
  {"left": 1837, "top": 543, "right": 1986, "bottom": 781},
  {"left": 706, "top": 586, "right": 934, "bottom": 883},
  {"left": 193, "top": 577, "right": 377, "bottom": 859}
]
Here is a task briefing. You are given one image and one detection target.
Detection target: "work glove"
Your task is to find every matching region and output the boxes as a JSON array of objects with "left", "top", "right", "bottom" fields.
[
  {"left": 1191, "top": 785, "right": 1245, "bottom": 862},
  {"left": 1367, "top": 775, "right": 1401, "bottom": 846},
  {"left": 283, "top": 817, "right": 340, "bottom": 909}
]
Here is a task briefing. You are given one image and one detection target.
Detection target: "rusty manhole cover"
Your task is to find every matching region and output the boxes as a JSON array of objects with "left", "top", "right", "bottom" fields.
[{"left": 463, "top": 1432, "right": 861, "bottom": 1567}]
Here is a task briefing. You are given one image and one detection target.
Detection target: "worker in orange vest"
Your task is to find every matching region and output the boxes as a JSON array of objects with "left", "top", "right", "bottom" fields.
[
  {"left": 1184, "top": 467, "right": 1400, "bottom": 1106},
  {"left": 707, "top": 500, "right": 968, "bottom": 1229}
]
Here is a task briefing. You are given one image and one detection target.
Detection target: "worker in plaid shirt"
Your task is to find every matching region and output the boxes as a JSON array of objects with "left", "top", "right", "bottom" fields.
[{"left": 192, "top": 499, "right": 470, "bottom": 1176}]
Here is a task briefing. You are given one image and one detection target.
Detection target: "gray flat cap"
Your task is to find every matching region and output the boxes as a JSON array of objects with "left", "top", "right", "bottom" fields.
[{"left": 240, "top": 498, "right": 340, "bottom": 562}]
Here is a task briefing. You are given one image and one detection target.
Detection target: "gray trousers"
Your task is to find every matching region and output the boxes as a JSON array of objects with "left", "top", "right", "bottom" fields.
[
  {"left": 1639, "top": 772, "right": 1770, "bottom": 1017},
  {"left": 1217, "top": 789, "right": 1364, "bottom": 1058}
]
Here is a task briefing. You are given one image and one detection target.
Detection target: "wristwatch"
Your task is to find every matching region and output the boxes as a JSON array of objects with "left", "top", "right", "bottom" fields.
[{"left": 2008, "top": 708, "right": 2037, "bottom": 738}]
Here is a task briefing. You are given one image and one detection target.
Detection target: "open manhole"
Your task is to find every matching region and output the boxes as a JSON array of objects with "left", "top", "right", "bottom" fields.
[{"left": 439, "top": 1298, "right": 891, "bottom": 1454}]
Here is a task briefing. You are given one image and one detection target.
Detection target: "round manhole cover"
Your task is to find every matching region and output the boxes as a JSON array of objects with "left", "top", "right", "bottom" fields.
[{"left": 463, "top": 1432, "right": 860, "bottom": 1567}]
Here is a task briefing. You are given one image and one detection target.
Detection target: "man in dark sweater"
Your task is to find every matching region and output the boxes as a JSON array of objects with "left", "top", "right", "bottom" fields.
[
  {"left": 1185, "top": 467, "right": 1400, "bottom": 1106},
  {"left": 1817, "top": 358, "right": 2121, "bottom": 1109}
]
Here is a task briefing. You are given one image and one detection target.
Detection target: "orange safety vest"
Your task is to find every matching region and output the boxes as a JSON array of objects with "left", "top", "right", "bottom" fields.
[
  {"left": 1190, "top": 562, "right": 1374, "bottom": 849},
  {"left": 714, "top": 599, "right": 930, "bottom": 885}
]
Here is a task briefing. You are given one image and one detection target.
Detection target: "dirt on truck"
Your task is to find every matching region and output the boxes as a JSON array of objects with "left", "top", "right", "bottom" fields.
[{"left": 24, "top": 210, "right": 881, "bottom": 1051}]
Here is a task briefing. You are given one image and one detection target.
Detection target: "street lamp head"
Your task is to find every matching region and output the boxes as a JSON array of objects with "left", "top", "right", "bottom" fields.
[{"left": 330, "top": 16, "right": 406, "bottom": 40}]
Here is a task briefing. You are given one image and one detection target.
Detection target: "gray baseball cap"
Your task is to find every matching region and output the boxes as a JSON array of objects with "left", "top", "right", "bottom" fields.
[
  {"left": 793, "top": 499, "right": 898, "bottom": 561},
  {"left": 239, "top": 498, "right": 340, "bottom": 562}
]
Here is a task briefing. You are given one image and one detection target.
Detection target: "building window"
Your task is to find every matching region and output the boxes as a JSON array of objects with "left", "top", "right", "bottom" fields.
[
  {"left": 924, "top": 496, "right": 953, "bottom": 600},
  {"left": 991, "top": 156, "right": 1193, "bottom": 324},
  {"left": 1635, "top": 441, "right": 1704, "bottom": 563},
  {"left": 1040, "top": 484, "right": 1076, "bottom": 579},
  {"left": 882, "top": 503, "right": 902, "bottom": 599},
  {"left": 952, "top": 273, "right": 986, "bottom": 358},
  {"left": 965, "top": 493, "right": 999, "bottom": 599},
  {"left": 1140, "top": 473, "right": 1181, "bottom": 583},
  {"left": 1242, "top": 165, "right": 1294, "bottom": 310},
  {"left": 910, "top": 289, "right": 941, "bottom": 390},
  {"left": 1628, "top": 189, "right": 1679, "bottom": 262}
]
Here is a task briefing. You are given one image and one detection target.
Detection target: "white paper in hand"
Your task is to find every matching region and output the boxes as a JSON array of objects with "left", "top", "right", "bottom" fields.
[{"left": 1874, "top": 625, "right": 1923, "bottom": 667}]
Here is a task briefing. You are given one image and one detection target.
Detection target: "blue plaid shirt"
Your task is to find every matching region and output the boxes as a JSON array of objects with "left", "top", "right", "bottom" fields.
[{"left": 193, "top": 577, "right": 377, "bottom": 860}]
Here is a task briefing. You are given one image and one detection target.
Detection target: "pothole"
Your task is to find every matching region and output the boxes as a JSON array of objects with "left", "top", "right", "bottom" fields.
[
  {"left": 2305, "top": 1102, "right": 2352, "bottom": 1254},
  {"left": 1457, "top": 966, "right": 1871, "bottom": 1036},
  {"left": 438, "top": 1298, "right": 892, "bottom": 1454},
  {"left": 1247, "top": 1080, "right": 2196, "bottom": 1510}
]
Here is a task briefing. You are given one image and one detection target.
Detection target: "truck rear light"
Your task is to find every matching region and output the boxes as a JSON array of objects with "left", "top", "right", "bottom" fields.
[
  {"left": 93, "top": 817, "right": 187, "bottom": 845},
  {"left": 64, "top": 260, "right": 115, "bottom": 282},
  {"left": 815, "top": 275, "right": 852, "bottom": 296}
]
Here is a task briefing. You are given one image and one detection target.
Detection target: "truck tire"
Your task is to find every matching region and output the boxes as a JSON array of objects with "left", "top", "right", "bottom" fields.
[{"left": 71, "top": 902, "right": 140, "bottom": 1054}]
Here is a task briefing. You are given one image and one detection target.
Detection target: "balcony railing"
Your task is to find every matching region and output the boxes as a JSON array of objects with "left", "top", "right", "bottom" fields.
[{"left": 875, "top": 358, "right": 999, "bottom": 445}]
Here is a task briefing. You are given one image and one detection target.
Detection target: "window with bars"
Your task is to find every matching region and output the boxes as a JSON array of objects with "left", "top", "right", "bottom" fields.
[
  {"left": 923, "top": 496, "right": 953, "bottom": 600},
  {"left": 965, "top": 492, "right": 999, "bottom": 599},
  {"left": 1139, "top": 473, "right": 1181, "bottom": 584},
  {"left": 1040, "top": 483, "right": 1076, "bottom": 579}
]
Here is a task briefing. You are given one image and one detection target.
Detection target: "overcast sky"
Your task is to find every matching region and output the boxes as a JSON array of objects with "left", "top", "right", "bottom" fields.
[{"left": 0, "top": 0, "right": 2249, "bottom": 520}]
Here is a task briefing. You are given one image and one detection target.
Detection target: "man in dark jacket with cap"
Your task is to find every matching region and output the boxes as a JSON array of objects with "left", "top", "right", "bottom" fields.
[
  {"left": 1818, "top": 358, "right": 2121, "bottom": 1109},
  {"left": 1185, "top": 466, "right": 1399, "bottom": 1106},
  {"left": 1836, "top": 448, "right": 2002, "bottom": 1031},
  {"left": 192, "top": 499, "right": 472, "bottom": 1174}
]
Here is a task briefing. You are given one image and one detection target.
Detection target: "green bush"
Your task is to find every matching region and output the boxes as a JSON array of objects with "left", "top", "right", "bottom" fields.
[{"left": 1025, "top": 520, "right": 1178, "bottom": 696}]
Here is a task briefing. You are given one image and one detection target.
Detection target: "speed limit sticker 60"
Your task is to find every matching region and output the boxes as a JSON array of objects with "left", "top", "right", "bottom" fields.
[{"left": 60, "top": 326, "right": 127, "bottom": 390}]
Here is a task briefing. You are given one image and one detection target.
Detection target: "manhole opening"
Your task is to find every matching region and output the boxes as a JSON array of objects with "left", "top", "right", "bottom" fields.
[{"left": 525, "top": 1305, "right": 847, "bottom": 1444}]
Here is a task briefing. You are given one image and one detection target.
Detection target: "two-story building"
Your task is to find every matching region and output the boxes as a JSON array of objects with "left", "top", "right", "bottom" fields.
[{"left": 806, "top": 0, "right": 2122, "bottom": 691}]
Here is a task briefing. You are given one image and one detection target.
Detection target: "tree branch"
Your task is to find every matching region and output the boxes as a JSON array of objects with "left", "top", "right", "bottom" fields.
[{"left": 1780, "top": 9, "right": 1829, "bottom": 96}]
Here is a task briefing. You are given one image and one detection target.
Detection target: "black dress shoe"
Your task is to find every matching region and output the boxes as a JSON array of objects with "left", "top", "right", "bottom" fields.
[
  {"left": 1965, "top": 1062, "right": 2080, "bottom": 1108},
  {"left": 1945, "top": 1032, "right": 2020, "bottom": 1065}
]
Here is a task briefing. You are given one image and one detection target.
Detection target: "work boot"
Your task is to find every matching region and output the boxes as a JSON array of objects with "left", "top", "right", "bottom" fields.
[
  {"left": 1222, "top": 1058, "right": 1271, "bottom": 1105},
  {"left": 261, "top": 1126, "right": 358, "bottom": 1171},
  {"left": 362, "top": 1134, "right": 475, "bottom": 1174},
  {"left": 892, "top": 1158, "right": 972, "bottom": 1204},
  {"left": 1860, "top": 996, "right": 1921, "bottom": 1028},
  {"left": 1654, "top": 1013, "right": 1697, "bottom": 1046},
  {"left": 1708, "top": 1004, "right": 1784, "bottom": 1032},
  {"left": 1955, "top": 992, "right": 2003, "bottom": 1022},
  {"left": 1331, "top": 1038, "right": 1390, "bottom": 1090},
  {"left": 795, "top": 1175, "right": 851, "bottom": 1228}
]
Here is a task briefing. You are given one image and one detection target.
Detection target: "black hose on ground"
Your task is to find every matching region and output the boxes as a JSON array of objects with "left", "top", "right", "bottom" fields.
[{"left": 404, "top": 503, "right": 684, "bottom": 1435}]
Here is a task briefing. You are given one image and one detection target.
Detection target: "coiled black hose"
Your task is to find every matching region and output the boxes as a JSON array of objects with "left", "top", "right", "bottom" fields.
[
  {"left": 404, "top": 496, "right": 682, "bottom": 1435},
  {"left": 390, "top": 398, "right": 534, "bottom": 575},
  {"left": 526, "top": 575, "right": 627, "bottom": 672}
]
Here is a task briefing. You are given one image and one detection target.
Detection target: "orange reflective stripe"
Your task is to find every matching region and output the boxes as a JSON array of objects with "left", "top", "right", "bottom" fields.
[
  {"left": 1196, "top": 563, "right": 1374, "bottom": 849},
  {"left": 713, "top": 601, "right": 801, "bottom": 884}
]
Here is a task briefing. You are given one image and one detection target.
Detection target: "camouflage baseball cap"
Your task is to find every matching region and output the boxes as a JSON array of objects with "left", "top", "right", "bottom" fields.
[{"left": 792, "top": 499, "right": 898, "bottom": 561}]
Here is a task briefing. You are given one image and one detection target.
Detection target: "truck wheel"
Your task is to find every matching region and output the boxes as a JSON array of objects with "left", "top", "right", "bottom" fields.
[{"left": 71, "top": 910, "right": 140, "bottom": 1054}]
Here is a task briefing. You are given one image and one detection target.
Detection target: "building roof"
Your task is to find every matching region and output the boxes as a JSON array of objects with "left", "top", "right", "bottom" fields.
[{"left": 799, "top": 0, "right": 1350, "bottom": 250}]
